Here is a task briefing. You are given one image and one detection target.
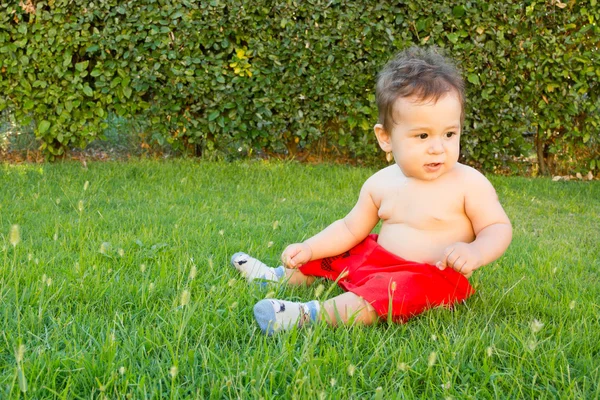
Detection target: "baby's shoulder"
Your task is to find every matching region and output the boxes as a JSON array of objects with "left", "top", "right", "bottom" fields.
[
  {"left": 361, "top": 165, "right": 401, "bottom": 202},
  {"left": 451, "top": 163, "right": 495, "bottom": 192},
  {"left": 364, "top": 165, "right": 401, "bottom": 188}
]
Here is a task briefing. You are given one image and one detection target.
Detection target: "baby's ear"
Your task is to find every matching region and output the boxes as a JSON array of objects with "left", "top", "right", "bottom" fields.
[{"left": 374, "top": 124, "right": 392, "bottom": 152}]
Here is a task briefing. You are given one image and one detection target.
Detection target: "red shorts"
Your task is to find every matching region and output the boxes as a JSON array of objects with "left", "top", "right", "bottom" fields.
[{"left": 299, "top": 234, "right": 475, "bottom": 322}]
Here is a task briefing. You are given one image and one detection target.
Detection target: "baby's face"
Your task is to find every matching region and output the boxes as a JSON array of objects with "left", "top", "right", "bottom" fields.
[{"left": 388, "top": 92, "right": 462, "bottom": 181}]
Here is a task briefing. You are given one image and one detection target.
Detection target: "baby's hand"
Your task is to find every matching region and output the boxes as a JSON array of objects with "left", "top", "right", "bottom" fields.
[
  {"left": 436, "top": 242, "right": 483, "bottom": 277},
  {"left": 281, "top": 242, "right": 313, "bottom": 269}
]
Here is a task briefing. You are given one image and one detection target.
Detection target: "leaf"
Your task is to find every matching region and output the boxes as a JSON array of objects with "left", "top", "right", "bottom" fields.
[
  {"left": 452, "top": 6, "right": 466, "bottom": 17},
  {"left": 75, "top": 61, "right": 89, "bottom": 72},
  {"left": 83, "top": 86, "right": 93, "bottom": 96},
  {"left": 38, "top": 120, "right": 51, "bottom": 133},
  {"left": 208, "top": 111, "right": 220, "bottom": 121},
  {"left": 63, "top": 52, "right": 72, "bottom": 67},
  {"left": 467, "top": 73, "right": 480, "bottom": 85},
  {"left": 446, "top": 32, "right": 459, "bottom": 44},
  {"left": 85, "top": 44, "right": 100, "bottom": 53}
]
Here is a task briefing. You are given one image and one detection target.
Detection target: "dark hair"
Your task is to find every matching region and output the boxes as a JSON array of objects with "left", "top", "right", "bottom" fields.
[{"left": 376, "top": 46, "right": 465, "bottom": 133}]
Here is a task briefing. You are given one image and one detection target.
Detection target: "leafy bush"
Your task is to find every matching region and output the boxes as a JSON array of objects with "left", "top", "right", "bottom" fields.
[{"left": 0, "top": 0, "right": 598, "bottom": 174}]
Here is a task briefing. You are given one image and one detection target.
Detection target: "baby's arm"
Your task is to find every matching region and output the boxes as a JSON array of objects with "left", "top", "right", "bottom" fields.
[
  {"left": 437, "top": 170, "right": 512, "bottom": 276},
  {"left": 282, "top": 179, "right": 380, "bottom": 268}
]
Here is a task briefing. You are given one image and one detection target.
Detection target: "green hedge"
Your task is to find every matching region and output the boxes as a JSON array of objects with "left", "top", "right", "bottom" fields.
[{"left": 1, "top": 0, "right": 598, "bottom": 174}]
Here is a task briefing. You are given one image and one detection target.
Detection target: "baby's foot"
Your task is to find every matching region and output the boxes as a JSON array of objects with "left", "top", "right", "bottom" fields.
[
  {"left": 253, "top": 299, "right": 320, "bottom": 335},
  {"left": 231, "top": 252, "right": 285, "bottom": 283}
]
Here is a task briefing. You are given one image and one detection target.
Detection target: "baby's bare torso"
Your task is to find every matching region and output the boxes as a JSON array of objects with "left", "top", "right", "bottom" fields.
[{"left": 371, "top": 165, "right": 475, "bottom": 265}]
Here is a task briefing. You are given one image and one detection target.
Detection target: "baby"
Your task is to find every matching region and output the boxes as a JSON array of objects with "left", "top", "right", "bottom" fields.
[{"left": 232, "top": 46, "right": 512, "bottom": 335}]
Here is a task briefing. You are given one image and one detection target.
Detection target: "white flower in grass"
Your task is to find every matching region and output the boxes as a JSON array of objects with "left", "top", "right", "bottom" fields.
[
  {"left": 431, "top": 334, "right": 437, "bottom": 341},
  {"left": 169, "top": 366, "right": 178, "bottom": 379},
  {"left": 55, "top": 198, "right": 60, "bottom": 205},
  {"left": 218, "top": 230, "right": 224, "bottom": 236},
  {"left": 530, "top": 319, "right": 544, "bottom": 333},
  {"left": 441, "top": 381, "right": 451, "bottom": 390},
  {"left": 9, "top": 225, "right": 20, "bottom": 247},
  {"left": 347, "top": 364, "right": 356, "bottom": 376},
  {"left": 149, "top": 282, "right": 155, "bottom": 291},
  {"left": 527, "top": 339, "right": 537, "bottom": 351},
  {"left": 83, "top": 181, "right": 89, "bottom": 191},
  {"left": 28, "top": 253, "right": 33, "bottom": 261},
  {"left": 569, "top": 300, "right": 576, "bottom": 310},
  {"left": 428, "top": 351, "right": 437, "bottom": 367},
  {"left": 118, "top": 248, "right": 124, "bottom": 257},
  {"left": 46, "top": 278, "right": 52, "bottom": 287},
  {"left": 119, "top": 366, "right": 126, "bottom": 375},
  {"left": 180, "top": 290, "right": 190, "bottom": 307},
  {"left": 486, "top": 346, "right": 494, "bottom": 357},
  {"left": 272, "top": 220, "right": 279, "bottom": 230},
  {"left": 140, "top": 264, "right": 146, "bottom": 273},
  {"left": 330, "top": 378, "right": 336, "bottom": 387},
  {"left": 53, "top": 232, "right": 58, "bottom": 241},
  {"left": 267, "top": 241, "right": 274, "bottom": 248},
  {"left": 227, "top": 279, "right": 236, "bottom": 287}
]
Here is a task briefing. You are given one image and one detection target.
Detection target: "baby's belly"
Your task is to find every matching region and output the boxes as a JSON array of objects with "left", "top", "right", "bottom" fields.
[{"left": 377, "top": 223, "right": 474, "bottom": 265}]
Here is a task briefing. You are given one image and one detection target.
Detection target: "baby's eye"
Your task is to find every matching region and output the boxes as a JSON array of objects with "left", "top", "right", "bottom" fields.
[
  {"left": 445, "top": 131, "right": 456, "bottom": 138},
  {"left": 418, "top": 133, "right": 428, "bottom": 139}
]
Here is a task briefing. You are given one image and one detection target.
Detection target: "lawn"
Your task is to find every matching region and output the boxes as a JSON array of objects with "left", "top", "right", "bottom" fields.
[{"left": 1, "top": 160, "right": 599, "bottom": 399}]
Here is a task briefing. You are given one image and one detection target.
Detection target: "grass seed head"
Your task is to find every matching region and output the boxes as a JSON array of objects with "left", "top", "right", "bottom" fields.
[
  {"left": 78, "top": 200, "right": 84, "bottom": 213},
  {"left": 189, "top": 265, "right": 197, "bottom": 280},
  {"left": 100, "top": 242, "right": 110, "bottom": 254},
  {"left": 181, "top": 290, "right": 190, "bottom": 306},
  {"left": 428, "top": 351, "right": 437, "bottom": 367},
  {"left": 530, "top": 319, "right": 544, "bottom": 333},
  {"left": 347, "top": 364, "right": 356, "bottom": 376},
  {"left": 486, "top": 346, "right": 494, "bottom": 357},
  {"left": 314, "top": 284, "right": 325, "bottom": 298},
  {"left": 169, "top": 366, "right": 178, "bottom": 379},
  {"left": 15, "top": 344, "right": 25, "bottom": 364},
  {"left": 9, "top": 224, "right": 20, "bottom": 247},
  {"left": 84, "top": 181, "right": 89, "bottom": 191}
]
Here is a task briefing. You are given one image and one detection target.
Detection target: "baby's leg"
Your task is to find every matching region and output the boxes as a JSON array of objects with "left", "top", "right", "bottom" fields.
[
  {"left": 230, "top": 252, "right": 285, "bottom": 283},
  {"left": 231, "top": 252, "right": 316, "bottom": 286},
  {"left": 284, "top": 268, "right": 316, "bottom": 286},
  {"left": 253, "top": 292, "right": 378, "bottom": 335},
  {"left": 322, "top": 292, "right": 378, "bottom": 326}
]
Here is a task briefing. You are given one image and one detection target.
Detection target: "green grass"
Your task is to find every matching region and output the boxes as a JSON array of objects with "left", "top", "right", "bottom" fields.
[{"left": 1, "top": 160, "right": 599, "bottom": 399}]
